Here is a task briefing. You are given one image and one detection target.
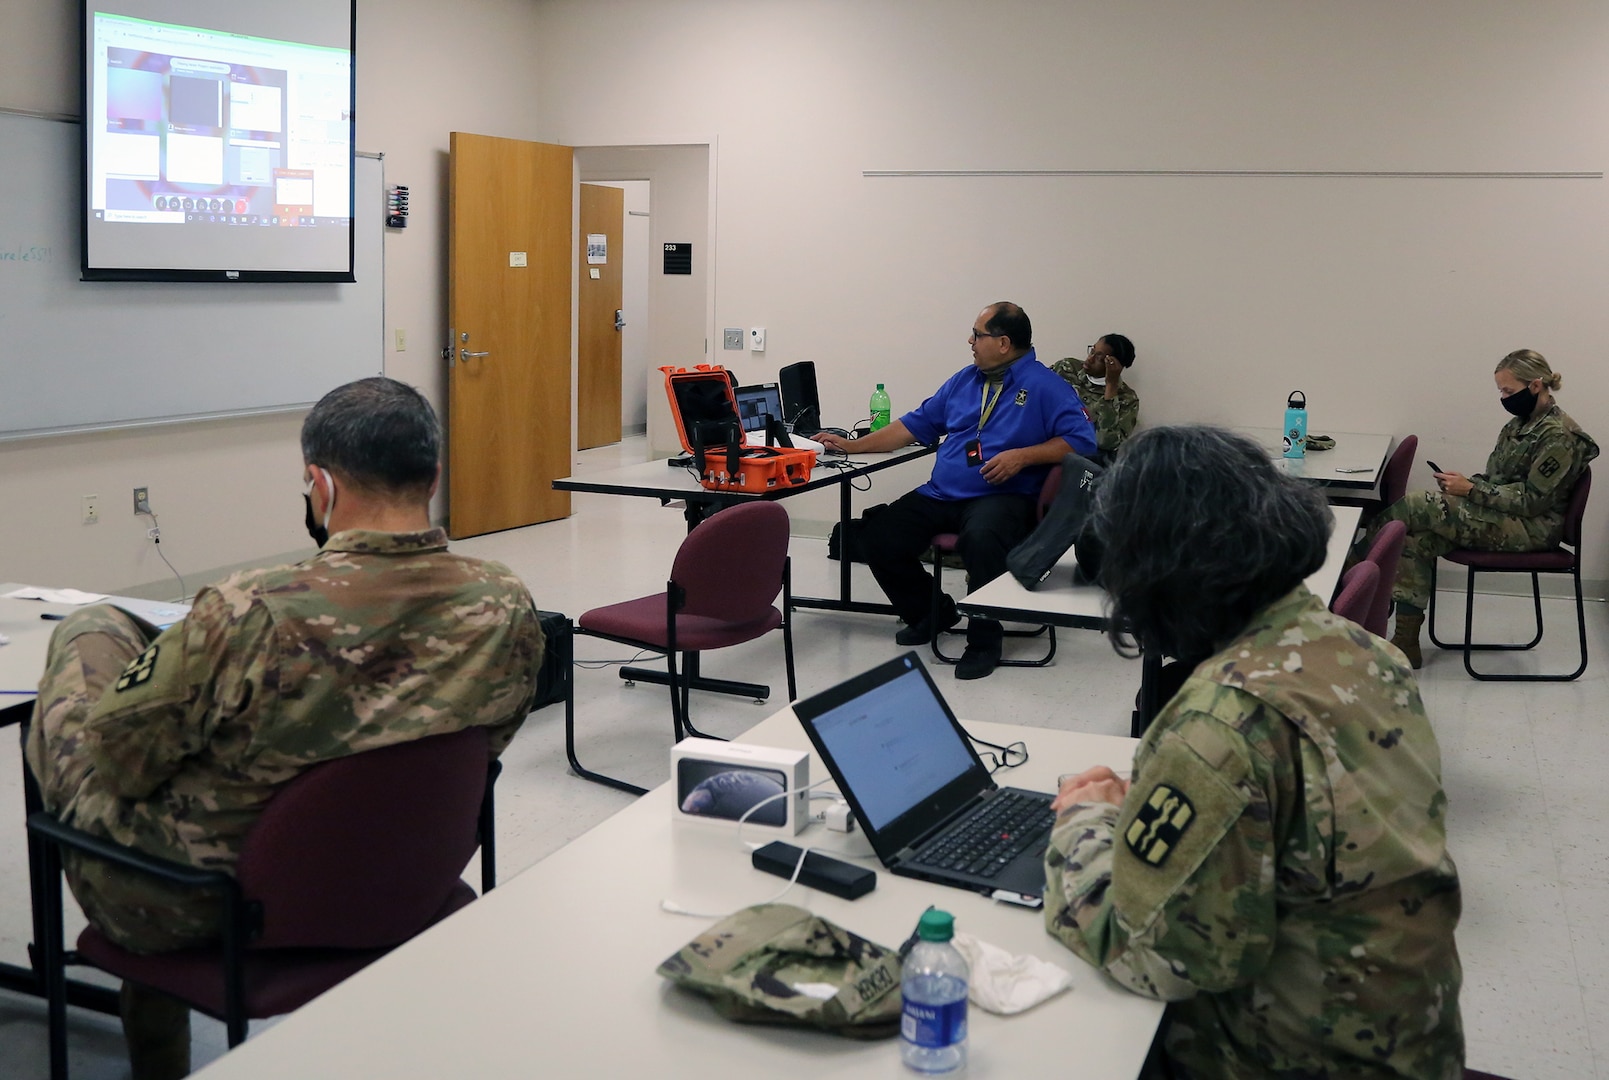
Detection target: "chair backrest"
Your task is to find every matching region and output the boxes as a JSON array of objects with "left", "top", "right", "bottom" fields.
[
  {"left": 1331, "top": 561, "right": 1380, "bottom": 627},
  {"left": 671, "top": 501, "right": 790, "bottom": 621},
  {"left": 1562, "top": 467, "right": 1592, "bottom": 549},
  {"left": 1363, "top": 519, "right": 1407, "bottom": 638},
  {"left": 1380, "top": 434, "right": 1418, "bottom": 507},
  {"left": 236, "top": 726, "right": 490, "bottom": 950}
]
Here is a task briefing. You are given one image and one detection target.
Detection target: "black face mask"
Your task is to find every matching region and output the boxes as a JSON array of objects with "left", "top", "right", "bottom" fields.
[
  {"left": 1501, "top": 385, "right": 1539, "bottom": 419},
  {"left": 303, "top": 493, "right": 328, "bottom": 548}
]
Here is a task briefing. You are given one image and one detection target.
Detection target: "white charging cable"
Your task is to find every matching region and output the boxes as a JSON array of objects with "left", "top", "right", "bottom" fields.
[{"left": 659, "top": 777, "right": 835, "bottom": 919}]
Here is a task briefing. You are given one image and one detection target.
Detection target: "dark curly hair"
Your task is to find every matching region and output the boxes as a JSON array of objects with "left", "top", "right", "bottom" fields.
[{"left": 1092, "top": 425, "right": 1331, "bottom": 661}]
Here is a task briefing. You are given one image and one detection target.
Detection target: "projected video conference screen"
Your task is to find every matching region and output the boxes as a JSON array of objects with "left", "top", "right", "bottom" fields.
[{"left": 82, "top": 2, "right": 356, "bottom": 282}]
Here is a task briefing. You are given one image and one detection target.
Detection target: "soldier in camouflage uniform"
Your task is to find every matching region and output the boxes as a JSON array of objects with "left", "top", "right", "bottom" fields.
[
  {"left": 25, "top": 377, "right": 544, "bottom": 1080},
  {"left": 1044, "top": 425, "right": 1463, "bottom": 1080},
  {"left": 1052, "top": 333, "right": 1139, "bottom": 460},
  {"left": 1351, "top": 349, "right": 1597, "bottom": 667}
]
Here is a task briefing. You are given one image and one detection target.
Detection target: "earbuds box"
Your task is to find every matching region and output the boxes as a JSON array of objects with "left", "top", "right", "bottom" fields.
[{"left": 671, "top": 738, "right": 809, "bottom": 836}]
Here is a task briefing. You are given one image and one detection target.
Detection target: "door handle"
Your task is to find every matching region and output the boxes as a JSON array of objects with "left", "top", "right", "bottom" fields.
[
  {"left": 614, "top": 309, "right": 626, "bottom": 331},
  {"left": 460, "top": 349, "right": 490, "bottom": 362}
]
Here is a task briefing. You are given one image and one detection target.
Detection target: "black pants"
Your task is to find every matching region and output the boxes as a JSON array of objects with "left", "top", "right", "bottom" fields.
[{"left": 861, "top": 489, "right": 1037, "bottom": 645}]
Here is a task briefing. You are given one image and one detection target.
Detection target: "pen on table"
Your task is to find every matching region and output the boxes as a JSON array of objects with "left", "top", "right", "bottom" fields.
[{"left": 40, "top": 613, "right": 66, "bottom": 621}]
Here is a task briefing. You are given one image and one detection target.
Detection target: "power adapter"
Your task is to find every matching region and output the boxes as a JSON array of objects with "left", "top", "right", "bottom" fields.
[
  {"left": 824, "top": 801, "right": 856, "bottom": 833},
  {"left": 752, "top": 841, "right": 875, "bottom": 900}
]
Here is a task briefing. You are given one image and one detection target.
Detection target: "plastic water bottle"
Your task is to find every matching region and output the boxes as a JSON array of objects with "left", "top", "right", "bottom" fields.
[
  {"left": 900, "top": 909, "right": 968, "bottom": 1073},
  {"left": 870, "top": 383, "right": 892, "bottom": 432},
  {"left": 1283, "top": 390, "right": 1307, "bottom": 459}
]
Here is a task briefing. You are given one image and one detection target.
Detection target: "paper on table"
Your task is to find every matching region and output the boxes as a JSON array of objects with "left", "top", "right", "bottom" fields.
[{"left": 3, "top": 586, "right": 110, "bottom": 604}]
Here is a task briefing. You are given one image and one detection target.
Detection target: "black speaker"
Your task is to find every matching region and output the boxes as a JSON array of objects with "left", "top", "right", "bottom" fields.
[{"left": 778, "top": 361, "right": 821, "bottom": 436}]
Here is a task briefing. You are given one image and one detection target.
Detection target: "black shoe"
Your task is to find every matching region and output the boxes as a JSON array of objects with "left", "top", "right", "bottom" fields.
[
  {"left": 955, "top": 640, "right": 1003, "bottom": 680},
  {"left": 894, "top": 601, "right": 959, "bottom": 646}
]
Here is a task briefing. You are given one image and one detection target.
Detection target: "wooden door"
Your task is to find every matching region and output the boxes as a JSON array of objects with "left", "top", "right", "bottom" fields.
[
  {"left": 577, "top": 184, "right": 624, "bottom": 449},
  {"left": 447, "top": 133, "right": 573, "bottom": 538}
]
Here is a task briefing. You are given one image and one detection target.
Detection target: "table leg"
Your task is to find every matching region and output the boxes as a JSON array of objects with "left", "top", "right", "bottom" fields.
[
  {"left": 1133, "top": 648, "right": 1162, "bottom": 739},
  {"left": 789, "top": 471, "right": 901, "bottom": 616}
]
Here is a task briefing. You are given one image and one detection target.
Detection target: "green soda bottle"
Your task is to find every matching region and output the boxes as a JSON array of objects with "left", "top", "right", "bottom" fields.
[{"left": 870, "top": 383, "right": 891, "bottom": 431}]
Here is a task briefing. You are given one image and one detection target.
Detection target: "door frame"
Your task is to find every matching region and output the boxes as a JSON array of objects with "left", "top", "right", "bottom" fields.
[{"left": 571, "top": 139, "right": 718, "bottom": 459}]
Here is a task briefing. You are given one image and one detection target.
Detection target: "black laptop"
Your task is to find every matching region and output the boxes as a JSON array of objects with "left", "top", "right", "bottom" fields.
[{"left": 792, "top": 652, "right": 1056, "bottom": 902}]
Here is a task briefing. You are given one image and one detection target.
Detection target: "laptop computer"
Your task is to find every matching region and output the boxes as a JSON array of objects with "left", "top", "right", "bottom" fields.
[
  {"left": 733, "top": 382, "right": 785, "bottom": 434},
  {"left": 792, "top": 651, "right": 1056, "bottom": 902}
]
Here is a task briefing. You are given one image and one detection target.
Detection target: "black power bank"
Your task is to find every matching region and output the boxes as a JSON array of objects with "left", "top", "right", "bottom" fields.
[{"left": 752, "top": 841, "right": 876, "bottom": 900}]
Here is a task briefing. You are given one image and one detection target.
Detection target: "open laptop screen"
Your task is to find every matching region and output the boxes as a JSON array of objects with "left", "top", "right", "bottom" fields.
[
  {"left": 796, "top": 654, "right": 980, "bottom": 833},
  {"left": 734, "top": 383, "right": 784, "bottom": 433}
]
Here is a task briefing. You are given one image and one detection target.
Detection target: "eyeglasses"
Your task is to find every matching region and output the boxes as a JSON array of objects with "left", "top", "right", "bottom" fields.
[
  {"left": 968, "top": 734, "right": 1028, "bottom": 774},
  {"left": 1087, "top": 344, "right": 1112, "bottom": 358},
  {"left": 969, "top": 329, "right": 1004, "bottom": 342}
]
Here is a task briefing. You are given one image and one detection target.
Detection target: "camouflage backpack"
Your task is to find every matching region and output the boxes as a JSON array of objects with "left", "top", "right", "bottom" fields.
[{"left": 656, "top": 903, "right": 904, "bottom": 1038}]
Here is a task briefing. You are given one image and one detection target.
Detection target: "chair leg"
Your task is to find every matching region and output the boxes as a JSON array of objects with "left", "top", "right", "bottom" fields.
[
  {"left": 478, "top": 759, "right": 500, "bottom": 894},
  {"left": 563, "top": 630, "right": 649, "bottom": 796},
  {"left": 40, "top": 832, "right": 68, "bottom": 1080},
  {"left": 930, "top": 551, "right": 964, "bottom": 665},
  {"left": 782, "top": 558, "right": 798, "bottom": 702},
  {"left": 1430, "top": 567, "right": 1546, "bottom": 652},
  {"left": 1430, "top": 564, "right": 1587, "bottom": 681}
]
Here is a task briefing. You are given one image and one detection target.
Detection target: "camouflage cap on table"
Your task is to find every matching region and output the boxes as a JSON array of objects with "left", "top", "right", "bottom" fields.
[{"left": 657, "top": 903, "right": 903, "bottom": 1038}]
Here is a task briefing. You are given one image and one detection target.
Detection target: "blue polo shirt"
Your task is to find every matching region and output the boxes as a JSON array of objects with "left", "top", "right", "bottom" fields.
[{"left": 900, "top": 349, "right": 1096, "bottom": 501}]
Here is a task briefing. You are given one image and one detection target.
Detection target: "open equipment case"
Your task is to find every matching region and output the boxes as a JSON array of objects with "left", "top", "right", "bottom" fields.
[{"left": 661, "top": 365, "right": 816, "bottom": 492}]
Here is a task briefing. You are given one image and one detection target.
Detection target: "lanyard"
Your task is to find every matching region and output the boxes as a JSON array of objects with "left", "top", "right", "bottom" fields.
[{"left": 978, "top": 375, "right": 1006, "bottom": 433}]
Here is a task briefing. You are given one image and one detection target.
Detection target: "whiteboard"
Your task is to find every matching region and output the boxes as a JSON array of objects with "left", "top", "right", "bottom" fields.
[{"left": 0, "top": 111, "right": 383, "bottom": 440}]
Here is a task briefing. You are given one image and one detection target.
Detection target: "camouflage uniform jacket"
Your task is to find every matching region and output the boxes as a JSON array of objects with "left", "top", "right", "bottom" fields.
[
  {"left": 1050, "top": 360, "right": 1139, "bottom": 455},
  {"left": 1464, "top": 403, "right": 1597, "bottom": 538},
  {"left": 62, "top": 528, "right": 544, "bottom": 873},
  {"left": 1045, "top": 586, "right": 1463, "bottom": 1079}
]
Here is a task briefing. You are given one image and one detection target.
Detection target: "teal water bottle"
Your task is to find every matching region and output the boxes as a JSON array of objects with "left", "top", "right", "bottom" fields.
[
  {"left": 1283, "top": 390, "right": 1307, "bottom": 459},
  {"left": 870, "top": 383, "right": 892, "bottom": 432}
]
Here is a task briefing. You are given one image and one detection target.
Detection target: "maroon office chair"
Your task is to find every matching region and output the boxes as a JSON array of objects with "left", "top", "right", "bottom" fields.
[
  {"left": 929, "top": 465, "right": 1063, "bottom": 668},
  {"left": 1360, "top": 519, "right": 1407, "bottom": 638},
  {"left": 1334, "top": 434, "right": 1418, "bottom": 526},
  {"left": 566, "top": 500, "right": 796, "bottom": 794},
  {"left": 1330, "top": 561, "right": 1380, "bottom": 627},
  {"left": 28, "top": 726, "right": 499, "bottom": 1080},
  {"left": 1427, "top": 467, "right": 1591, "bottom": 681}
]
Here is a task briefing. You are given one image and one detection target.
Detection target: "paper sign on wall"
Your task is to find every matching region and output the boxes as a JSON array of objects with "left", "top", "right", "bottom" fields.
[{"left": 587, "top": 234, "right": 607, "bottom": 264}]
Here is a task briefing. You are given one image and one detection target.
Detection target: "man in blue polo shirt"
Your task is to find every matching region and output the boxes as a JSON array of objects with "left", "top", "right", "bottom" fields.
[{"left": 817, "top": 302, "right": 1096, "bottom": 679}]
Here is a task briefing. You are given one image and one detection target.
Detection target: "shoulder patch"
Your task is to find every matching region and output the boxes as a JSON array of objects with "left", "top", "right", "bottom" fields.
[
  {"left": 1124, "top": 783, "right": 1196, "bottom": 867},
  {"left": 1014, "top": 389, "right": 1028, "bottom": 406},
  {"left": 1538, "top": 456, "right": 1561, "bottom": 478},
  {"left": 113, "top": 644, "right": 160, "bottom": 692}
]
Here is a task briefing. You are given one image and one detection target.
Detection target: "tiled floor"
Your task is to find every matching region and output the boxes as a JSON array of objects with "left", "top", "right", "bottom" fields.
[{"left": 2, "top": 435, "right": 1604, "bottom": 1079}]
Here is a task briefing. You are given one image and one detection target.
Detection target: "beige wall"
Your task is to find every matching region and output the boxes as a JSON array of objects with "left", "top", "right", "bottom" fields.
[
  {"left": 0, "top": 0, "right": 547, "bottom": 593},
  {"left": 6, "top": 0, "right": 1608, "bottom": 591},
  {"left": 534, "top": 0, "right": 1609, "bottom": 575}
]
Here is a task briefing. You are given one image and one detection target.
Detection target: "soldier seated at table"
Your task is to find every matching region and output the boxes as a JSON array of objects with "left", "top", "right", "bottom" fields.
[
  {"left": 1043, "top": 425, "right": 1464, "bottom": 1080},
  {"left": 1051, "top": 333, "right": 1139, "bottom": 461},
  {"left": 25, "top": 377, "right": 545, "bottom": 1080}
]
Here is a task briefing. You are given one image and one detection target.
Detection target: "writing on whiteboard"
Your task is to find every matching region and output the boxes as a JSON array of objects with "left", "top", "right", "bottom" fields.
[{"left": 0, "top": 245, "right": 52, "bottom": 264}]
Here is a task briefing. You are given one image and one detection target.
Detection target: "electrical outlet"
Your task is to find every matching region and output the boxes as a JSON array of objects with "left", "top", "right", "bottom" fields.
[
  {"left": 133, "top": 486, "right": 151, "bottom": 514},
  {"left": 82, "top": 494, "right": 100, "bottom": 525},
  {"left": 722, "top": 327, "right": 743, "bottom": 350},
  {"left": 394, "top": 328, "right": 407, "bottom": 352}
]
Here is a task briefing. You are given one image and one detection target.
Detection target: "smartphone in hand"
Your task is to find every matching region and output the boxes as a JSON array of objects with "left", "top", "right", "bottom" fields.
[{"left": 1426, "top": 460, "right": 1444, "bottom": 474}]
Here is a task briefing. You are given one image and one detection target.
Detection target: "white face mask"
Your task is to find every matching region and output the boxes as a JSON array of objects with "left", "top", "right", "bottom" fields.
[{"left": 1086, "top": 373, "right": 1106, "bottom": 387}]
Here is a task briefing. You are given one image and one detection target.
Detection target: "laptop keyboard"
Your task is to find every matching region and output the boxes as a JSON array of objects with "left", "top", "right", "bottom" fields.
[{"left": 914, "top": 791, "right": 1054, "bottom": 879}]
